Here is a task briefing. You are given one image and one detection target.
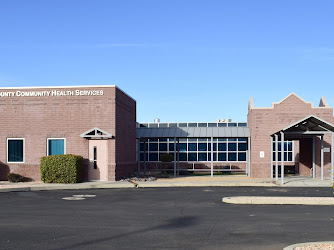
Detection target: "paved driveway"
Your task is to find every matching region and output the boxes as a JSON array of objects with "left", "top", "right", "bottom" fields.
[{"left": 0, "top": 187, "right": 334, "bottom": 249}]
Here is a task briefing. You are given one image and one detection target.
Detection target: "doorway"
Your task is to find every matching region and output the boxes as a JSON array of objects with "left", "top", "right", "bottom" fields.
[{"left": 88, "top": 140, "right": 108, "bottom": 181}]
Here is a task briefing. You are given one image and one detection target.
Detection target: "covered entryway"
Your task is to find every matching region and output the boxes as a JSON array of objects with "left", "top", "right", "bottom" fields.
[
  {"left": 80, "top": 128, "right": 113, "bottom": 181},
  {"left": 271, "top": 115, "right": 334, "bottom": 185}
]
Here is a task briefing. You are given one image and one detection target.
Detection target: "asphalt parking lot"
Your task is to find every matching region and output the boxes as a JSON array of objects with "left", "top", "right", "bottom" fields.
[{"left": 1, "top": 187, "right": 334, "bottom": 250}]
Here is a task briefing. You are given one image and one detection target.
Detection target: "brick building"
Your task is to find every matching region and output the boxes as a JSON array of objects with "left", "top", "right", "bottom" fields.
[{"left": 0, "top": 85, "right": 136, "bottom": 181}]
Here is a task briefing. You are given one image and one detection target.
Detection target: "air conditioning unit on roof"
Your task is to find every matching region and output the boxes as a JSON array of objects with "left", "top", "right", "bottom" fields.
[{"left": 216, "top": 119, "right": 232, "bottom": 123}]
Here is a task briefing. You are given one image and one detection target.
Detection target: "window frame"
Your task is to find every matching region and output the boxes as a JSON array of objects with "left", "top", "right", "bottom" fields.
[
  {"left": 7, "top": 138, "right": 25, "bottom": 164},
  {"left": 47, "top": 138, "right": 66, "bottom": 156}
]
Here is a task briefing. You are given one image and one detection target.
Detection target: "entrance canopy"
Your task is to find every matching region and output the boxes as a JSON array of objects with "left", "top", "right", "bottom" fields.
[
  {"left": 271, "top": 115, "right": 334, "bottom": 139},
  {"left": 270, "top": 115, "right": 334, "bottom": 185}
]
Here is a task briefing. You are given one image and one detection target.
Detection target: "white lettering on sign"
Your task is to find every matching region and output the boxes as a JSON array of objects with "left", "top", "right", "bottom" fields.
[
  {"left": 0, "top": 89, "right": 104, "bottom": 98},
  {"left": 324, "top": 148, "right": 330, "bottom": 153},
  {"left": 260, "top": 151, "right": 265, "bottom": 158}
]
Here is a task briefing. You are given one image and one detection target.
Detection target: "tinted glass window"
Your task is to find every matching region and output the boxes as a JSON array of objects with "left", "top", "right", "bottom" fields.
[
  {"left": 159, "top": 143, "right": 167, "bottom": 151},
  {"left": 179, "top": 143, "right": 187, "bottom": 151},
  {"left": 8, "top": 139, "right": 24, "bottom": 162},
  {"left": 228, "top": 153, "right": 237, "bottom": 161},
  {"left": 188, "top": 143, "right": 197, "bottom": 151},
  {"left": 198, "top": 143, "right": 207, "bottom": 151},
  {"left": 218, "top": 143, "right": 226, "bottom": 151},
  {"left": 218, "top": 153, "right": 226, "bottom": 161},
  {"left": 179, "top": 153, "right": 187, "bottom": 161},
  {"left": 149, "top": 153, "right": 158, "bottom": 161},
  {"left": 198, "top": 153, "right": 207, "bottom": 161},
  {"left": 228, "top": 143, "right": 237, "bottom": 151},
  {"left": 149, "top": 143, "right": 158, "bottom": 151},
  {"left": 238, "top": 152, "right": 246, "bottom": 161},
  {"left": 188, "top": 153, "right": 197, "bottom": 161},
  {"left": 238, "top": 143, "right": 247, "bottom": 151}
]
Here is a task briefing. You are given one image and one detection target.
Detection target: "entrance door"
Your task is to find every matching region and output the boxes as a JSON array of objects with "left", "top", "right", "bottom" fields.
[{"left": 88, "top": 140, "right": 108, "bottom": 181}]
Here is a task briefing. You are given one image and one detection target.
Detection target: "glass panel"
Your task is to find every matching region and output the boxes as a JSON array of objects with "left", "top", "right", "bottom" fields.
[
  {"left": 188, "top": 143, "right": 197, "bottom": 151},
  {"left": 149, "top": 153, "right": 158, "bottom": 161},
  {"left": 208, "top": 143, "right": 211, "bottom": 151},
  {"left": 149, "top": 124, "right": 158, "bottom": 128},
  {"left": 238, "top": 123, "right": 247, "bottom": 127},
  {"left": 213, "top": 143, "right": 217, "bottom": 151},
  {"left": 228, "top": 123, "right": 237, "bottom": 127},
  {"left": 159, "top": 123, "right": 168, "bottom": 128},
  {"left": 159, "top": 138, "right": 167, "bottom": 142},
  {"left": 238, "top": 138, "right": 247, "bottom": 142},
  {"left": 198, "top": 138, "right": 207, "bottom": 142},
  {"left": 218, "top": 143, "right": 226, "bottom": 151},
  {"left": 228, "top": 153, "right": 237, "bottom": 161},
  {"left": 140, "top": 143, "right": 148, "bottom": 151},
  {"left": 278, "top": 142, "right": 282, "bottom": 151},
  {"left": 218, "top": 153, "right": 226, "bottom": 161},
  {"left": 198, "top": 153, "right": 207, "bottom": 161},
  {"left": 48, "top": 139, "right": 64, "bottom": 155},
  {"left": 149, "top": 139, "right": 158, "bottom": 142},
  {"left": 278, "top": 152, "right": 281, "bottom": 161},
  {"left": 159, "top": 143, "right": 167, "bottom": 151},
  {"left": 288, "top": 142, "right": 293, "bottom": 151},
  {"left": 168, "top": 123, "right": 177, "bottom": 127},
  {"left": 284, "top": 142, "right": 288, "bottom": 151},
  {"left": 213, "top": 153, "right": 217, "bottom": 161},
  {"left": 93, "top": 146, "right": 97, "bottom": 169},
  {"left": 178, "top": 123, "right": 187, "bottom": 127},
  {"left": 198, "top": 143, "right": 207, "bottom": 151},
  {"left": 8, "top": 139, "right": 24, "bottom": 162},
  {"left": 149, "top": 143, "right": 158, "bottom": 151},
  {"left": 169, "top": 143, "right": 174, "bottom": 151},
  {"left": 238, "top": 152, "right": 246, "bottom": 161},
  {"left": 188, "top": 138, "right": 197, "bottom": 142},
  {"left": 140, "top": 153, "right": 148, "bottom": 161},
  {"left": 188, "top": 153, "right": 197, "bottom": 161},
  {"left": 218, "top": 123, "right": 227, "bottom": 127},
  {"left": 228, "top": 138, "right": 237, "bottom": 141},
  {"left": 208, "top": 123, "right": 217, "bottom": 127},
  {"left": 179, "top": 153, "right": 187, "bottom": 161},
  {"left": 188, "top": 123, "right": 197, "bottom": 127},
  {"left": 198, "top": 123, "right": 207, "bottom": 127},
  {"left": 179, "top": 143, "right": 187, "bottom": 151},
  {"left": 273, "top": 152, "right": 276, "bottom": 161},
  {"left": 273, "top": 142, "right": 276, "bottom": 151},
  {"left": 228, "top": 143, "right": 237, "bottom": 151},
  {"left": 140, "top": 123, "right": 148, "bottom": 127},
  {"left": 218, "top": 138, "right": 227, "bottom": 141},
  {"left": 288, "top": 152, "right": 293, "bottom": 161},
  {"left": 169, "top": 138, "right": 174, "bottom": 142},
  {"left": 284, "top": 152, "right": 287, "bottom": 161},
  {"left": 238, "top": 143, "right": 247, "bottom": 151}
]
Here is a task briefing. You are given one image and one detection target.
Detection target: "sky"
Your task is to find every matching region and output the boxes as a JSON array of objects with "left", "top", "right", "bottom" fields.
[{"left": 1, "top": 0, "right": 334, "bottom": 123}]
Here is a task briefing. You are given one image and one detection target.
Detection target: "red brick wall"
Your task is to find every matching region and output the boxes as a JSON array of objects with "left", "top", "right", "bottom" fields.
[
  {"left": 0, "top": 86, "right": 136, "bottom": 181},
  {"left": 248, "top": 93, "right": 334, "bottom": 178}
]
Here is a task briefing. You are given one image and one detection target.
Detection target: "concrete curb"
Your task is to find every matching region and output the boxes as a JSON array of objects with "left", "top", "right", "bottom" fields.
[
  {"left": 222, "top": 196, "right": 334, "bottom": 205},
  {"left": 283, "top": 241, "right": 334, "bottom": 250}
]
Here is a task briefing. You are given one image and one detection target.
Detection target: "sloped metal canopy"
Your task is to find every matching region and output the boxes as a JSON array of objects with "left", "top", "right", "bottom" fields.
[
  {"left": 80, "top": 127, "right": 113, "bottom": 138},
  {"left": 136, "top": 127, "right": 250, "bottom": 138},
  {"left": 271, "top": 115, "right": 334, "bottom": 139}
]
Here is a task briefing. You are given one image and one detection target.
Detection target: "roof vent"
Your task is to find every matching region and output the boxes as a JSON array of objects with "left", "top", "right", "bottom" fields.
[{"left": 154, "top": 118, "right": 160, "bottom": 123}]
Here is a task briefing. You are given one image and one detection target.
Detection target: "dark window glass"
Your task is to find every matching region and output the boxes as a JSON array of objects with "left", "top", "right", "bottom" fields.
[
  {"left": 188, "top": 138, "right": 197, "bottom": 142},
  {"left": 188, "top": 143, "right": 197, "bottom": 151},
  {"left": 169, "top": 143, "right": 174, "bottom": 151},
  {"left": 218, "top": 138, "right": 227, "bottom": 141},
  {"left": 228, "top": 143, "right": 237, "bottom": 151},
  {"left": 198, "top": 123, "right": 207, "bottom": 127},
  {"left": 159, "top": 138, "right": 167, "bottom": 142},
  {"left": 228, "top": 138, "right": 237, "bottom": 141},
  {"left": 149, "top": 139, "right": 158, "bottom": 142},
  {"left": 140, "top": 123, "right": 148, "bottom": 127},
  {"left": 284, "top": 152, "right": 288, "bottom": 161},
  {"left": 238, "top": 143, "right": 247, "bottom": 151},
  {"left": 238, "top": 123, "right": 247, "bottom": 127},
  {"left": 178, "top": 123, "right": 187, "bottom": 127},
  {"left": 228, "top": 123, "right": 237, "bottom": 127},
  {"left": 198, "top": 143, "right": 207, "bottom": 151},
  {"left": 198, "top": 153, "right": 207, "bottom": 161},
  {"left": 288, "top": 152, "right": 293, "bottom": 161},
  {"left": 218, "top": 153, "right": 226, "bottom": 161},
  {"left": 238, "top": 138, "right": 247, "bottom": 142},
  {"left": 288, "top": 142, "right": 292, "bottom": 151},
  {"left": 149, "top": 124, "right": 158, "bottom": 128},
  {"left": 48, "top": 139, "right": 64, "bottom": 155},
  {"left": 159, "top": 143, "right": 167, "bottom": 151},
  {"left": 188, "top": 123, "right": 197, "bottom": 127},
  {"left": 140, "top": 153, "right": 148, "bottom": 161},
  {"left": 168, "top": 123, "right": 177, "bottom": 127},
  {"left": 179, "top": 153, "right": 187, "bottom": 161},
  {"left": 179, "top": 143, "right": 187, "bottom": 151},
  {"left": 228, "top": 153, "right": 237, "bottom": 161},
  {"left": 284, "top": 142, "right": 288, "bottom": 151},
  {"left": 278, "top": 142, "right": 282, "bottom": 151},
  {"left": 213, "top": 153, "right": 217, "bottom": 161},
  {"left": 8, "top": 139, "right": 24, "bottom": 162},
  {"left": 238, "top": 153, "right": 246, "bottom": 161},
  {"left": 149, "top": 153, "right": 158, "bottom": 161},
  {"left": 208, "top": 143, "right": 211, "bottom": 151},
  {"left": 140, "top": 143, "right": 148, "bottom": 151},
  {"left": 213, "top": 143, "right": 217, "bottom": 151},
  {"left": 188, "top": 153, "right": 197, "bottom": 161},
  {"left": 208, "top": 123, "right": 217, "bottom": 127},
  {"left": 278, "top": 152, "right": 282, "bottom": 161},
  {"left": 218, "top": 123, "right": 227, "bottom": 127},
  {"left": 149, "top": 143, "right": 158, "bottom": 151},
  {"left": 273, "top": 152, "right": 276, "bottom": 161},
  {"left": 159, "top": 123, "right": 168, "bottom": 128},
  {"left": 273, "top": 142, "right": 276, "bottom": 151},
  {"left": 218, "top": 143, "right": 226, "bottom": 151},
  {"left": 169, "top": 138, "right": 174, "bottom": 142}
]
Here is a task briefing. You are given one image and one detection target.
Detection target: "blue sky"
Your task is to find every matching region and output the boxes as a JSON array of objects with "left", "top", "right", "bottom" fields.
[{"left": 1, "top": 0, "right": 334, "bottom": 123}]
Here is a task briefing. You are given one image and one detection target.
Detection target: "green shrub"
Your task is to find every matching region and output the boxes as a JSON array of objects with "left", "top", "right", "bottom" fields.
[
  {"left": 7, "top": 173, "right": 31, "bottom": 182},
  {"left": 40, "top": 154, "right": 83, "bottom": 184},
  {"left": 160, "top": 153, "right": 173, "bottom": 162}
]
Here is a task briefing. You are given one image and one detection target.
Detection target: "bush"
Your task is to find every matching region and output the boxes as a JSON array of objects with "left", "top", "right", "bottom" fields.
[
  {"left": 160, "top": 153, "right": 174, "bottom": 162},
  {"left": 7, "top": 173, "right": 31, "bottom": 182},
  {"left": 40, "top": 154, "right": 83, "bottom": 184}
]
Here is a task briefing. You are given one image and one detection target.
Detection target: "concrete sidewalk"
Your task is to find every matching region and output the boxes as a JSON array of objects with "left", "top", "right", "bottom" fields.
[{"left": 0, "top": 175, "right": 332, "bottom": 192}]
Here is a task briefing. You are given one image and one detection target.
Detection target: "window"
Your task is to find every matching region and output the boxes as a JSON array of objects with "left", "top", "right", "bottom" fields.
[
  {"left": 273, "top": 141, "right": 293, "bottom": 162},
  {"left": 47, "top": 138, "right": 65, "bottom": 156},
  {"left": 7, "top": 138, "right": 24, "bottom": 163}
]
